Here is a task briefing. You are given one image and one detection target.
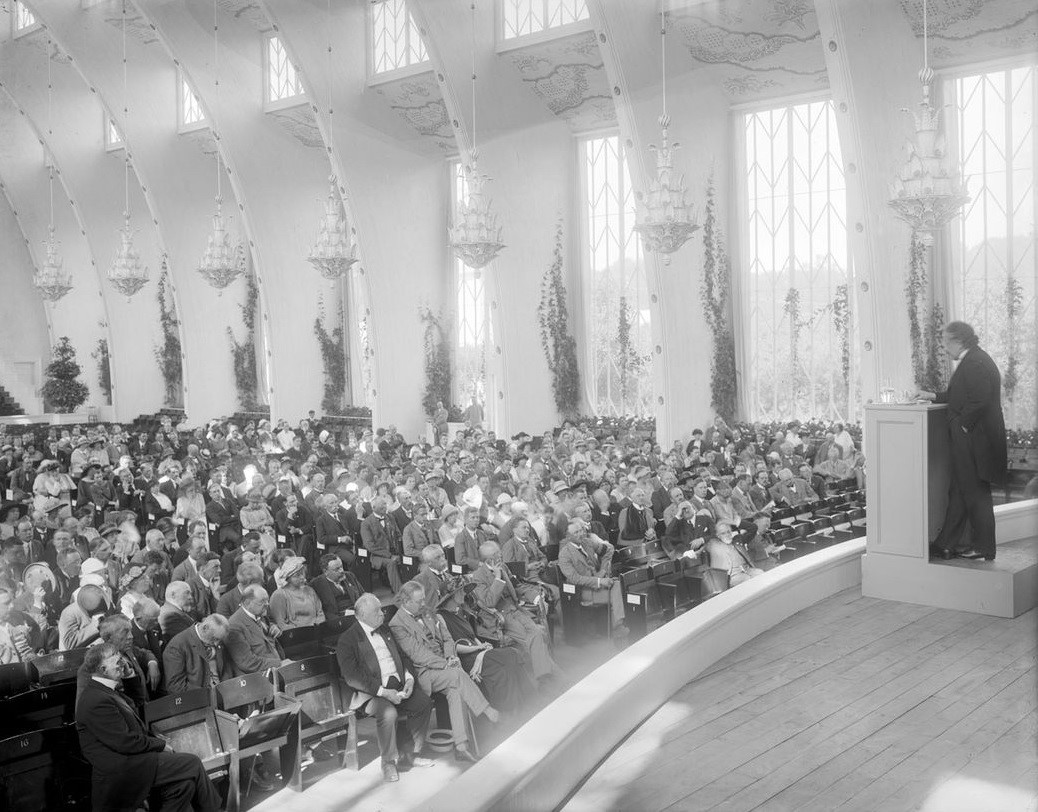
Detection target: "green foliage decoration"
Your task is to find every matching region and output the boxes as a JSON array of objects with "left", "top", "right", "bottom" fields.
[
  {"left": 314, "top": 295, "right": 348, "bottom": 416},
  {"left": 1003, "top": 273, "right": 1023, "bottom": 401},
  {"left": 42, "top": 336, "right": 89, "bottom": 413},
  {"left": 701, "top": 172, "right": 738, "bottom": 421},
  {"left": 537, "top": 219, "right": 582, "bottom": 417},
  {"left": 227, "top": 272, "right": 260, "bottom": 411},
  {"left": 155, "top": 265, "right": 183, "bottom": 408},
  {"left": 92, "top": 336, "right": 112, "bottom": 405},
  {"left": 418, "top": 306, "right": 452, "bottom": 418}
]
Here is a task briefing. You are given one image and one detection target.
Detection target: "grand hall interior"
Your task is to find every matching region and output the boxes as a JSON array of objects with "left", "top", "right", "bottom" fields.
[{"left": 0, "top": 1, "right": 1035, "bottom": 811}]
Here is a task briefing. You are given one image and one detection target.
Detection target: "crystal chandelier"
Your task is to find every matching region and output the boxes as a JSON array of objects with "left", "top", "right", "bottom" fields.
[
  {"left": 198, "top": 196, "right": 245, "bottom": 291},
  {"left": 634, "top": 11, "right": 698, "bottom": 263},
  {"left": 888, "top": 0, "right": 969, "bottom": 246},
  {"left": 309, "top": 176, "right": 358, "bottom": 280},
  {"left": 449, "top": 1, "right": 505, "bottom": 270},
  {"left": 34, "top": 39, "right": 72, "bottom": 303},
  {"left": 198, "top": 0, "right": 243, "bottom": 292},
  {"left": 109, "top": 214, "right": 149, "bottom": 298},
  {"left": 35, "top": 223, "right": 72, "bottom": 302},
  {"left": 108, "top": 1, "right": 149, "bottom": 300},
  {"left": 449, "top": 156, "right": 505, "bottom": 271}
]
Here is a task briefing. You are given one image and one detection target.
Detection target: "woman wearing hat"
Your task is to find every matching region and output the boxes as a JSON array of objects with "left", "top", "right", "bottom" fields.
[
  {"left": 268, "top": 556, "right": 324, "bottom": 629},
  {"left": 32, "top": 459, "right": 73, "bottom": 514},
  {"left": 173, "top": 477, "right": 206, "bottom": 544},
  {"left": 118, "top": 565, "right": 153, "bottom": 620},
  {"left": 437, "top": 504, "right": 463, "bottom": 549},
  {"left": 144, "top": 479, "right": 175, "bottom": 522}
]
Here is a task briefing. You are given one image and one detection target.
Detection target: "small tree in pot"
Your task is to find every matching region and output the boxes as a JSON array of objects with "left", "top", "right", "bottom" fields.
[{"left": 42, "top": 336, "right": 89, "bottom": 413}]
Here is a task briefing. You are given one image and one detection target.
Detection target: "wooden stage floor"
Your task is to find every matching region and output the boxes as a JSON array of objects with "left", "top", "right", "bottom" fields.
[{"left": 566, "top": 587, "right": 1038, "bottom": 812}]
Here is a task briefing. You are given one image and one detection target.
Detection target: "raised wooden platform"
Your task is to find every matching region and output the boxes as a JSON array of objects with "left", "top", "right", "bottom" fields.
[
  {"left": 566, "top": 587, "right": 1038, "bottom": 812},
  {"left": 863, "top": 536, "right": 1038, "bottom": 618}
]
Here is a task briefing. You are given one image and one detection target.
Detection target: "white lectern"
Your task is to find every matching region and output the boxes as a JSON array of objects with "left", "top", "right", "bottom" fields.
[{"left": 862, "top": 402, "right": 1037, "bottom": 617}]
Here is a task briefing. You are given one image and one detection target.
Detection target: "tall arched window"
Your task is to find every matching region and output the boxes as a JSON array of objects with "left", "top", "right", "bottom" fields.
[
  {"left": 741, "top": 98, "right": 852, "bottom": 421},
  {"left": 946, "top": 62, "right": 1037, "bottom": 429},
  {"left": 579, "top": 134, "right": 652, "bottom": 417}
]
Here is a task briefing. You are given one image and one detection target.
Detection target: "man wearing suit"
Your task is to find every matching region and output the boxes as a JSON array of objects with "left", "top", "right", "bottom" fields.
[
  {"left": 314, "top": 493, "right": 356, "bottom": 566},
  {"left": 359, "top": 497, "right": 403, "bottom": 592},
  {"left": 310, "top": 553, "right": 364, "bottom": 618},
  {"left": 225, "top": 585, "right": 286, "bottom": 675},
  {"left": 454, "top": 508, "right": 485, "bottom": 572},
  {"left": 390, "top": 489, "right": 413, "bottom": 535},
  {"left": 472, "top": 541, "right": 559, "bottom": 680},
  {"left": 163, "top": 614, "right": 233, "bottom": 693},
  {"left": 76, "top": 643, "right": 222, "bottom": 812},
  {"left": 401, "top": 502, "right": 438, "bottom": 557},
  {"left": 335, "top": 593, "right": 433, "bottom": 783},
  {"left": 389, "top": 582, "right": 497, "bottom": 762},
  {"left": 557, "top": 519, "right": 629, "bottom": 638},
  {"left": 159, "top": 581, "right": 196, "bottom": 646},
  {"left": 768, "top": 468, "right": 818, "bottom": 507},
  {"left": 216, "top": 562, "right": 265, "bottom": 617},
  {"left": 205, "top": 481, "right": 240, "bottom": 550},
  {"left": 918, "top": 321, "right": 1007, "bottom": 562}
]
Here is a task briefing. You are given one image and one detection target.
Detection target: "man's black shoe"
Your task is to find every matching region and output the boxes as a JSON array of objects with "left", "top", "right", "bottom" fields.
[
  {"left": 957, "top": 549, "right": 995, "bottom": 561},
  {"left": 929, "top": 544, "right": 954, "bottom": 560}
]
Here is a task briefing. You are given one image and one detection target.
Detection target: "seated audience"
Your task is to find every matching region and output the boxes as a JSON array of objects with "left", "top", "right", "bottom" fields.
[
  {"left": 225, "top": 584, "right": 287, "bottom": 675},
  {"left": 269, "top": 555, "right": 325, "bottom": 628},
  {"left": 76, "top": 643, "right": 221, "bottom": 812},
  {"left": 310, "top": 552, "right": 364, "bottom": 619},
  {"left": 163, "top": 613, "right": 232, "bottom": 693},
  {"left": 336, "top": 593, "right": 433, "bottom": 783},
  {"left": 706, "top": 521, "right": 765, "bottom": 587}
]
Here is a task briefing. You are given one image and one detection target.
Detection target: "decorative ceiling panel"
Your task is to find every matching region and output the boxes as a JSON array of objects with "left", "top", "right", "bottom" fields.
[
  {"left": 506, "top": 29, "right": 616, "bottom": 131},
  {"left": 670, "top": 0, "right": 828, "bottom": 102},
  {"left": 215, "top": 0, "right": 272, "bottom": 34},
  {"left": 372, "top": 71, "right": 454, "bottom": 153},
  {"left": 269, "top": 102, "right": 323, "bottom": 149},
  {"left": 94, "top": 4, "right": 160, "bottom": 46},
  {"left": 899, "top": 0, "right": 1037, "bottom": 67}
]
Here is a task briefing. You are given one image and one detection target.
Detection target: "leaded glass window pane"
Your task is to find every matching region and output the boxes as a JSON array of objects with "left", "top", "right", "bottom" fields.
[
  {"left": 580, "top": 135, "right": 652, "bottom": 417},
  {"left": 743, "top": 99, "right": 852, "bottom": 421},
  {"left": 372, "top": 0, "right": 429, "bottom": 75},
  {"left": 502, "top": 0, "right": 589, "bottom": 40},
  {"left": 948, "top": 63, "right": 1037, "bottom": 429}
]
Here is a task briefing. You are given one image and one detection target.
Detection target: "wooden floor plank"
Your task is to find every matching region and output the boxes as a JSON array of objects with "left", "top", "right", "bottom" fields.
[{"left": 565, "top": 588, "right": 1037, "bottom": 812}]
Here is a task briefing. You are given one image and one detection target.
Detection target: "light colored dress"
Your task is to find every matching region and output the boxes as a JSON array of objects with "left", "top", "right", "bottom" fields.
[{"left": 269, "top": 586, "right": 325, "bottom": 629}]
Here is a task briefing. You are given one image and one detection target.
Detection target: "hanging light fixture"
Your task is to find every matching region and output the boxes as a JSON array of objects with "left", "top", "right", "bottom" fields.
[
  {"left": 34, "top": 36, "right": 72, "bottom": 302},
  {"left": 108, "top": 0, "right": 149, "bottom": 300},
  {"left": 197, "top": 0, "right": 244, "bottom": 292},
  {"left": 634, "top": 9, "right": 698, "bottom": 263},
  {"left": 888, "top": 0, "right": 969, "bottom": 246},
  {"left": 448, "top": 1, "right": 505, "bottom": 271},
  {"left": 308, "top": 0, "right": 357, "bottom": 280}
]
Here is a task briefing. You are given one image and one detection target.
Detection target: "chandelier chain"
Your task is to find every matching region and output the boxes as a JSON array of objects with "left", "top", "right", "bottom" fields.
[
  {"left": 660, "top": 9, "right": 666, "bottom": 120},
  {"left": 122, "top": 0, "right": 130, "bottom": 219},
  {"left": 470, "top": 1, "right": 476, "bottom": 155},
  {"left": 213, "top": 0, "right": 221, "bottom": 201}
]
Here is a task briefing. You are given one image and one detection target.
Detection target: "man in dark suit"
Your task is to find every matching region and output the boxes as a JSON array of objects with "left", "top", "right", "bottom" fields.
[
  {"left": 225, "top": 585, "right": 286, "bottom": 675},
  {"left": 918, "top": 321, "right": 1007, "bottom": 562},
  {"left": 205, "top": 481, "right": 240, "bottom": 551},
  {"left": 335, "top": 593, "right": 433, "bottom": 783},
  {"left": 159, "top": 581, "right": 196, "bottom": 646},
  {"left": 359, "top": 497, "right": 403, "bottom": 592},
  {"left": 76, "top": 643, "right": 222, "bottom": 812},
  {"left": 390, "top": 490, "right": 413, "bottom": 535},
  {"left": 219, "top": 532, "right": 262, "bottom": 589},
  {"left": 314, "top": 493, "right": 356, "bottom": 566},
  {"left": 311, "top": 552, "right": 364, "bottom": 618},
  {"left": 163, "top": 614, "right": 233, "bottom": 694}
]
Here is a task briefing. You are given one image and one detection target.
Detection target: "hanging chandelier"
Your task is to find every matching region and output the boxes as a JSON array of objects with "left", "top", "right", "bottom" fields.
[
  {"left": 108, "top": 0, "right": 148, "bottom": 300},
  {"left": 448, "top": 1, "right": 505, "bottom": 271},
  {"left": 198, "top": 0, "right": 243, "bottom": 292},
  {"left": 35, "top": 223, "right": 72, "bottom": 302},
  {"left": 888, "top": 0, "right": 969, "bottom": 246},
  {"left": 109, "top": 213, "right": 149, "bottom": 298},
  {"left": 34, "top": 39, "right": 72, "bottom": 302},
  {"left": 309, "top": 176, "right": 358, "bottom": 280},
  {"left": 634, "top": 11, "right": 698, "bottom": 263},
  {"left": 198, "top": 196, "right": 245, "bottom": 291}
]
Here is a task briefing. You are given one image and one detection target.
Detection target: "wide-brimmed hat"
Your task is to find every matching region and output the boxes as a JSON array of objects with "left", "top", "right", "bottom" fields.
[
  {"left": 0, "top": 500, "right": 29, "bottom": 520},
  {"left": 278, "top": 556, "right": 307, "bottom": 581},
  {"left": 118, "top": 564, "right": 148, "bottom": 592},
  {"left": 550, "top": 481, "right": 571, "bottom": 496},
  {"left": 461, "top": 486, "right": 483, "bottom": 509}
]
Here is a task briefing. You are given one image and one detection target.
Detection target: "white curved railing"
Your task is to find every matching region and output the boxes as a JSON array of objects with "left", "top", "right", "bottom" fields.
[{"left": 424, "top": 538, "right": 867, "bottom": 812}]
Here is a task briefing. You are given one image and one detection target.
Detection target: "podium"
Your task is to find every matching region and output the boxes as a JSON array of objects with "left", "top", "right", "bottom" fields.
[
  {"left": 863, "top": 403, "right": 950, "bottom": 559},
  {"left": 862, "top": 403, "right": 1038, "bottom": 617}
]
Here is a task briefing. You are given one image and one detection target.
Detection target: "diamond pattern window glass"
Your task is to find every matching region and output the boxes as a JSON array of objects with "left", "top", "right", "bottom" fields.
[
  {"left": 105, "top": 117, "right": 123, "bottom": 150},
  {"left": 179, "top": 73, "right": 206, "bottom": 128},
  {"left": 14, "top": 2, "right": 36, "bottom": 33},
  {"left": 371, "top": 0, "right": 428, "bottom": 75},
  {"left": 502, "top": 0, "right": 589, "bottom": 40},
  {"left": 266, "top": 35, "right": 304, "bottom": 103},
  {"left": 580, "top": 134, "right": 652, "bottom": 417},
  {"left": 742, "top": 99, "right": 852, "bottom": 421},
  {"left": 947, "top": 63, "right": 1037, "bottom": 429}
]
